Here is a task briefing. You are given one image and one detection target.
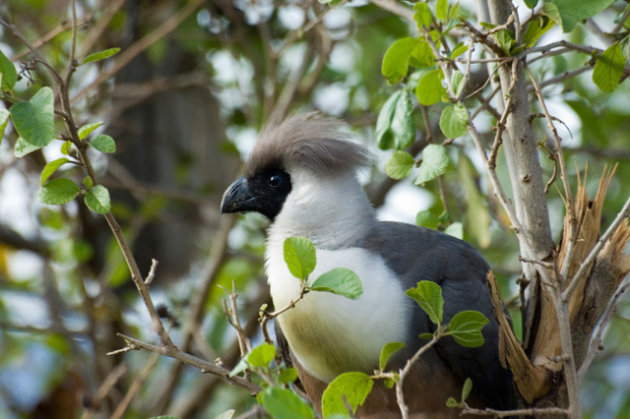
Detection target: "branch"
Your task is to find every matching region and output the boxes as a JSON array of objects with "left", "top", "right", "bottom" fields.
[
  {"left": 72, "top": 0, "right": 205, "bottom": 101},
  {"left": 115, "top": 333, "right": 261, "bottom": 394},
  {"left": 525, "top": 64, "right": 577, "bottom": 282},
  {"left": 578, "top": 281, "right": 630, "bottom": 379},
  {"left": 150, "top": 215, "right": 235, "bottom": 410},
  {"left": 461, "top": 403, "right": 570, "bottom": 417},
  {"left": 369, "top": 0, "right": 414, "bottom": 21},
  {"left": 0, "top": 225, "right": 50, "bottom": 256},
  {"left": 535, "top": 66, "right": 593, "bottom": 90},
  {"left": 110, "top": 352, "right": 160, "bottom": 419},
  {"left": 260, "top": 281, "right": 308, "bottom": 344},
  {"left": 80, "top": 363, "right": 127, "bottom": 419},
  {"left": 395, "top": 335, "right": 440, "bottom": 419}
]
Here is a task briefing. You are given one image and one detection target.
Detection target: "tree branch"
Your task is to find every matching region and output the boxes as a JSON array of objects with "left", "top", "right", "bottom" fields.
[{"left": 114, "top": 333, "right": 261, "bottom": 394}]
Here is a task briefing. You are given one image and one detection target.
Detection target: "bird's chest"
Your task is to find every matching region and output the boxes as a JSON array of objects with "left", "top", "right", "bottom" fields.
[{"left": 265, "top": 243, "right": 411, "bottom": 382}]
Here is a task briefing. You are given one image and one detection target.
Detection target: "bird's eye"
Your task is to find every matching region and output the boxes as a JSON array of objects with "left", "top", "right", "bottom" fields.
[{"left": 268, "top": 174, "right": 282, "bottom": 188}]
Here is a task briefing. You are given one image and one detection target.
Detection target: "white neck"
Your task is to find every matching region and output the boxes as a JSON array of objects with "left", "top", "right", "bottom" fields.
[{"left": 268, "top": 169, "right": 375, "bottom": 249}]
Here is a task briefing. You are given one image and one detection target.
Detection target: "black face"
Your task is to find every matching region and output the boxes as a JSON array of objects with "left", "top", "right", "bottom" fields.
[{"left": 220, "top": 169, "right": 292, "bottom": 221}]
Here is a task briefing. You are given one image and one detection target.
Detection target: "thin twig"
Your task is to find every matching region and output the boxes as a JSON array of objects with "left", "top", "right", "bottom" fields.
[
  {"left": 77, "top": 0, "right": 126, "bottom": 58},
  {"left": 525, "top": 64, "right": 576, "bottom": 283},
  {"left": 144, "top": 258, "right": 159, "bottom": 285},
  {"left": 72, "top": 0, "right": 205, "bottom": 102},
  {"left": 10, "top": 15, "right": 91, "bottom": 61},
  {"left": 612, "top": 7, "right": 630, "bottom": 35},
  {"left": 116, "top": 333, "right": 261, "bottom": 394},
  {"left": 488, "top": 60, "right": 518, "bottom": 169},
  {"left": 80, "top": 363, "right": 127, "bottom": 419},
  {"left": 260, "top": 282, "right": 308, "bottom": 344},
  {"left": 467, "top": 123, "right": 535, "bottom": 253},
  {"left": 222, "top": 282, "right": 252, "bottom": 357},
  {"left": 104, "top": 213, "right": 175, "bottom": 347},
  {"left": 578, "top": 281, "right": 630, "bottom": 379},
  {"left": 369, "top": 0, "right": 414, "bottom": 21},
  {"left": 461, "top": 403, "right": 570, "bottom": 417},
  {"left": 110, "top": 352, "right": 160, "bottom": 419},
  {"left": 534, "top": 66, "right": 593, "bottom": 90},
  {"left": 395, "top": 334, "right": 440, "bottom": 419},
  {"left": 151, "top": 216, "right": 236, "bottom": 410}
]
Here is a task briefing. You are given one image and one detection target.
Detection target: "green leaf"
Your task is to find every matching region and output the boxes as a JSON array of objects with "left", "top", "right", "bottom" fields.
[
  {"left": 81, "top": 47, "right": 121, "bottom": 64},
  {"left": 0, "top": 49, "right": 18, "bottom": 91},
  {"left": 259, "top": 387, "right": 314, "bottom": 419},
  {"left": 495, "top": 29, "right": 515, "bottom": 54},
  {"left": 284, "top": 237, "right": 316, "bottom": 280},
  {"left": 0, "top": 108, "right": 10, "bottom": 142},
  {"left": 444, "top": 222, "right": 463, "bottom": 239},
  {"left": 544, "top": 0, "right": 614, "bottom": 32},
  {"left": 382, "top": 37, "right": 417, "bottom": 84},
  {"left": 446, "top": 397, "right": 458, "bottom": 407},
  {"left": 448, "top": 310, "right": 488, "bottom": 348},
  {"left": 385, "top": 150, "right": 415, "bottom": 180},
  {"left": 14, "top": 136, "right": 41, "bottom": 158},
  {"left": 322, "top": 372, "right": 373, "bottom": 418},
  {"left": 414, "top": 144, "right": 449, "bottom": 185},
  {"left": 40, "top": 158, "right": 71, "bottom": 185},
  {"left": 415, "top": 68, "right": 446, "bottom": 106},
  {"left": 78, "top": 122, "right": 104, "bottom": 140},
  {"left": 413, "top": 2, "right": 432, "bottom": 29},
  {"left": 523, "top": 16, "right": 555, "bottom": 48},
  {"left": 621, "top": 36, "right": 630, "bottom": 61},
  {"left": 436, "top": 0, "right": 448, "bottom": 21},
  {"left": 83, "top": 176, "right": 94, "bottom": 189},
  {"left": 90, "top": 134, "right": 116, "bottom": 153},
  {"left": 451, "top": 70, "right": 465, "bottom": 98},
  {"left": 439, "top": 104, "right": 468, "bottom": 139},
  {"left": 450, "top": 43, "right": 468, "bottom": 60},
  {"left": 61, "top": 140, "right": 73, "bottom": 155},
  {"left": 416, "top": 210, "right": 439, "bottom": 229},
  {"left": 593, "top": 43, "right": 626, "bottom": 93},
  {"left": 247, "top": 342, "right": 276, "bottom": 367},
  {"left": 279, "top": 367, "right": 299, "bottom": 384},
  {"left": 461, "top": 377, "right": 473, "bottom": 402},
  {"left": 375, "top": 90, "right": 415, "bottom": 150},
  {"left": 10, "top": 87, "right": 55, "bottom": 147},
  {"left": 379, "top": 342, "right": 406, "bottom": 370},
  {"left": 419, "top": 332, "right": 434, "bottom": 340},
  {"left": 229, "top": 358, "right": 248, "bottom": 377},
  {"left": 84, "top": 185, "right": 111, "bottom": 214},
  {"left": 39, "top": 178, "right": 80, "bottom": 205},
  {"left": 405, "top": 280, "right": 443, "bottom": 325},
  {"left": 311, "top": 268, "right": 363, "bottom": 300},
  {"left": 524, "top": 0, "right": 538, "bottom": 9},
  {"left": 410, "top": 40, "right": 435, "bottom": 68}
]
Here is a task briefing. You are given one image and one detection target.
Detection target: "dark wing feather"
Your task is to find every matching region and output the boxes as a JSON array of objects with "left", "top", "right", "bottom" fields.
[{"left": 359, "top": 221, "right": 517, "bottom": 410}]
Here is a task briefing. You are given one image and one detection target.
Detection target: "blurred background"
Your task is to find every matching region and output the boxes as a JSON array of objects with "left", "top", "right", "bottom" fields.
[{"left": 0, "top": 0, "right": 629, "bottom": 417}]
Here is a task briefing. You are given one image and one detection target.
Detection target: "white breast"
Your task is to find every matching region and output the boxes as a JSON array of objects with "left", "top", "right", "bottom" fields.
[{"left": 266, "top": 244, "right": 412, "bottom": 382}]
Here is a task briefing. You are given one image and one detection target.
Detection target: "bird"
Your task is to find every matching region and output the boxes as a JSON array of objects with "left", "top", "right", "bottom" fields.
[{"left": 221, "top": 113, "right": 516, "bottom": 417}]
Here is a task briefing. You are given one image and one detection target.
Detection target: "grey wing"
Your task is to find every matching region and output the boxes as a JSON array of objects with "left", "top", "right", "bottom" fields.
[{"left": 362, "top": 222, "right": 516, "bottom": 410}]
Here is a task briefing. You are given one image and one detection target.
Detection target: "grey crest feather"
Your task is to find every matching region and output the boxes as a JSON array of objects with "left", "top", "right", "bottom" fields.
[{"left": 245, "top": 113, "right": 371, "bottom": 177}]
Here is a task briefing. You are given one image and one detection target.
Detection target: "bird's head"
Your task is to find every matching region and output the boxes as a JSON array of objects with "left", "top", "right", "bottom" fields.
[{"left": 221, "top": 113, "right": 372, "bottom": 225}]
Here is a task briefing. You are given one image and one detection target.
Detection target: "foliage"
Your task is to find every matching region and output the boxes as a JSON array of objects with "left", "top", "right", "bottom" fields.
[{"left": 0, "top": 0, "right": 629, "bottom": 418}]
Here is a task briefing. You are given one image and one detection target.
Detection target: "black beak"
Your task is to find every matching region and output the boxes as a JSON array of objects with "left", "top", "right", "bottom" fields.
[{"left": 221, "top": 176, "right": 257, "bottom": 214}]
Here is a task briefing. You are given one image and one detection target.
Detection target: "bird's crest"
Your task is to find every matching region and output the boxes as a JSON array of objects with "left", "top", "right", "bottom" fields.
[{"left": 245, "top": 113, "right": 370, "bottom": 177}]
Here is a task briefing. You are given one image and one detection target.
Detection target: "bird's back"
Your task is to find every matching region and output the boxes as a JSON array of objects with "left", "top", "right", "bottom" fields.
[{"left": 359, "top": 221, "right": 517, "bottom": 411}]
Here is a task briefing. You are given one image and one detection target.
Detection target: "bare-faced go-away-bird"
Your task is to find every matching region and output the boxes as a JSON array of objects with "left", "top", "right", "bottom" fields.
[{"left": 220, "top": 113, "right": 516, "bottom": 417}]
